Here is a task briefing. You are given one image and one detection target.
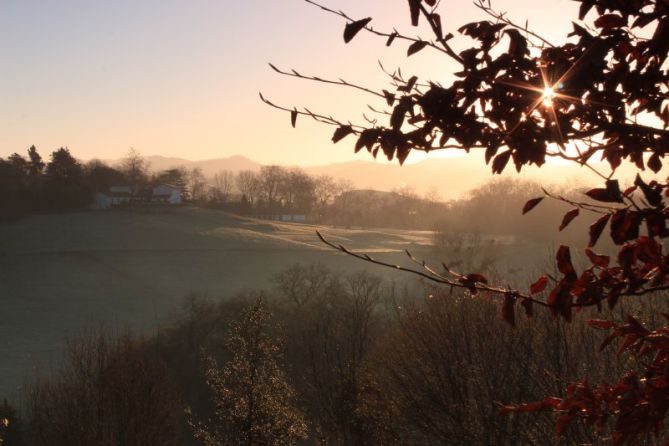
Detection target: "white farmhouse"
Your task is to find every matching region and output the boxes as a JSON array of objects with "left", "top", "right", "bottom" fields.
[
  {"left": 91, "top": 192, "right": 112, "bottom": 210},
  {"left": 90, "top": 186, "right": 132, "bottom": 210},
  {"left": 152, "top": 184, "right": 182, "bottom": 204}
]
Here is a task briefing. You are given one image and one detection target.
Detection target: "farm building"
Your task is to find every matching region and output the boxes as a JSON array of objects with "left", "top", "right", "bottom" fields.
[
  {"left": 152, "top": 184, "right": 182, "bottom": 204},
  {"left": 253, "top": 213, "right": 307, "bottom": 222},
  {"left": 91, "top": 184, "right": 182, "bottom": 209},
  {"left": 90, "top": 187, "right": 132, "bottom": 209}
]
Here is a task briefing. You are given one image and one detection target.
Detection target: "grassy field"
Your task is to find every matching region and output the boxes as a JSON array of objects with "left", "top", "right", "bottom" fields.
[
  {"left": 0, "top": 205, "right": 550, "bottom": 399},
  {"left": 0, "top": 206, "right": 449, "bottom": 398}
]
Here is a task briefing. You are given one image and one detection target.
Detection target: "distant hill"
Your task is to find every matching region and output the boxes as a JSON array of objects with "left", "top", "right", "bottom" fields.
[
  {"left": 103, "top": 152, "right": 659, "bottom": 200},
  {"left": 304, "top": 155, "right": 606, "bottom": 199},
  {"left": 142, "top": 155, "right": 262, "bottom": 176}
]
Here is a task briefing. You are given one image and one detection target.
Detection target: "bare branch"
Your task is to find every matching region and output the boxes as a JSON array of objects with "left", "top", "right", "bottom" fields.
[
  {"left": 473, "top": 0, "right": 555, "bottom": 48},
  {"left": 259, "top": 92, "right": 365, "bottom": 131},
  {"left": 316, "top": 230, "right": 548, "bottom": 306},
  {"left": 268, "top": 63, "right": 387, "bottom": 100},
  {"left": 303, "top": 0, "right": 458, "bottom": 60}
]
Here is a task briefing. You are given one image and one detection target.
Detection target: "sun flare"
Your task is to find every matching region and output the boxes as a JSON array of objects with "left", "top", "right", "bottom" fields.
[{"left": 542, "top": 86, "right": 556, "bottom": 107}]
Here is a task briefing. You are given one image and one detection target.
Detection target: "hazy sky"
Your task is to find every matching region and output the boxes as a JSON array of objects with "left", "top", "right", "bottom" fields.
[{"left": 0, "top": 0, "right": 577, "bottom": 165}]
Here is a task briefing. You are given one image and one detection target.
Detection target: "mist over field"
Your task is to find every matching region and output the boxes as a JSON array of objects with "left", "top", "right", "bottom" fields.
[{"left": 0, "top": 197, "right": 552, "bottom": 398}]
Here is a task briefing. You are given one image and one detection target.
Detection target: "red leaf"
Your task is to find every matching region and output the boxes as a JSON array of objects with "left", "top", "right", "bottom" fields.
[
  {"left": 386, "top": 31, "right": 398, "bottom": 47},
  {"left": 585, "top": 188, "right": 621, "bottom": 203},
  {"left": 502, "top": 293, "right": 516, "bottom": 327},
  {"left": 332, "top": 125, "right": 354, "bottom": 143},
  {"left": 634, "top": 174, "right": 663, "bottom": 207},
  {"left": 559, "top": 208, "right": 580, "bottom": 231},
  {"left": 587, "top": 319, "right": 614, "bottom": 330},
  {"left": 499, "top": 405, "right": 518, "bottom": 414},
  {"left": 588, "top": 214, "right": 611, "bottom": 247},
  {"left": 648, "top": 153, "right": 663, "bottom": 173},
  {"left": 492, "top": 150, "right": 512, "bottom": 174},
  {"left": 382, "top": 90, "right": 395, "bottom": 106},
  {"left": 594, "top": 13, "right": 626, "bottom": 29},
  {"left": 522, "top": 197, "right": 544, "bottom": 215},
  {"left": 585, "top": 248, "right": 610, "bottom": 268},
  {"left": 465, "top": 273, "right": 488, "bottom": 284},
  {"left": 344, "top": 18, "right": 372, "bottom": 43},
  {"left": 407, "top": 40, "right": 428, "bottom": 56},
  {"left": 521, "top": 299, "right": 534, "bottom": 318},
  {"left": 530, "top": 276, "right": 548, "bottom": 294},
  {"left": 397, "top": 147, "right": 410, "bottom": 165},
  {"left": 578, "top": 0, "right": 594, "bottom": 20},
  {"left": 485, "top": 144, "right": 500, "bottom": 164},
  {"left": 408, "top": 0, "right": 420, "bottom": 26},
  {"left": 355, "top": 129, "right": 379, "bottom": 153},
  {"left": 290, "top": 109, "right": 297, "bottom": 128},
  {"left": 556, "top": 245, "right": 576, "bottom": 279},
  {"left": 397, "top": 75, "right": 418, "bottom": 92}
]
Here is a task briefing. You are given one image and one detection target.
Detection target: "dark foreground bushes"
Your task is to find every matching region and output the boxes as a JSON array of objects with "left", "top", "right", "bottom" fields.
[
  {"left": 12, "top": 263, "right": 666, "bottom": 445},
  {"left": 23, "top": 331, "right": 181, "bottom": 446}
]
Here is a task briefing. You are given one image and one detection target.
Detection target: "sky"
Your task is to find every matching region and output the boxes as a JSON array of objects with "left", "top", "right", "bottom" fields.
[{"left": 0, "top": 0, "right": 578, "bottom": 166}]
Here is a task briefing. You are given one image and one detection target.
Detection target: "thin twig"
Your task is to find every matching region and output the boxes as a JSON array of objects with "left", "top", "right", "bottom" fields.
[
  {"left": 268, "top": 64, "right": 387, "bottom": 100},
  {"left": 259, "top": 92, "right": 365, "bottom": 131},
  {"left": 316, "top": 230, "right": 548, "bottom": 306},
  {"left": 316, "top": 231, "right": 669, "bottom": 314},
  {"left": 473, "top": 0, "right": 555, "bottom": 48},
  {"left": 303, "top": 0, "right": 455, "bottom": 59}
]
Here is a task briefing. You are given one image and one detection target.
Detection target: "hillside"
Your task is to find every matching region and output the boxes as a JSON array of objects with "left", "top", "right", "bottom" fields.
[{"left": 0, "top": 206, "right": 441, "bottom": 398}]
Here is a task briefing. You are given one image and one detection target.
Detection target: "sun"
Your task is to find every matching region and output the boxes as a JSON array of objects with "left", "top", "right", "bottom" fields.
[{"left": 542, "top": 86, "right": 556, "bottom": 107}]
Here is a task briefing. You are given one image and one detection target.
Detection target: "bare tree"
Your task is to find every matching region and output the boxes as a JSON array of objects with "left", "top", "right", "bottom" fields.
[
  {"left": 276, "top": 265, "right": 383, "bottom": 444},
  {"left": 118, "top": 148, "right": 148, "bottom": 195},
  {"left": 236, "top": 170, "right": 261, "bottom": 206},
  {"left": 258, "top": 166, "right": 285, "bottom": 211},
  {"left": 211, "top": 170, "right": 235, "bottom": 202},
  {"left": 278, "top": 168, "right": 315, "bottom": 213},
  {"left": 191, "top": 298, "right": 308, "bottom": 446},
  {"left": 188, "top": 167, "right": 207, "bottom": 202}
]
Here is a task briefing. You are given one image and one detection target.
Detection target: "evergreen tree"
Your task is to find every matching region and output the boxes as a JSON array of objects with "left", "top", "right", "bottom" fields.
[
  {"left": 27, "top": 145, "right": 44, "bottom": 177},
  {"left": 44, "top": 148, "right": 89, "bottom": 209}
]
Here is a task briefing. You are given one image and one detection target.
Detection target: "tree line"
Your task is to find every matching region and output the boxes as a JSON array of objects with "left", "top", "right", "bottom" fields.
[
  {"left": 0, "top": 145, "right": 449, "bottom": 228},
  {"left": 0, "top": 147, "right": 353, "bottom": 219}
]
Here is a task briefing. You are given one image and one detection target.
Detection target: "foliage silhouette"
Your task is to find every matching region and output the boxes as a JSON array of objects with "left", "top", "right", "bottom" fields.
[{"left": 264, "top": 0, "right": 669, "bottom": 443}]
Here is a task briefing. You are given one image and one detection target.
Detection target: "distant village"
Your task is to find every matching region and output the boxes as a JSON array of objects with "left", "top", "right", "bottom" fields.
[
  {"left": 1, "top": 146, "right": 451, "bottom": 229},
  {"left": 91, "top": 184, "right": 311, "bottom": 223}
]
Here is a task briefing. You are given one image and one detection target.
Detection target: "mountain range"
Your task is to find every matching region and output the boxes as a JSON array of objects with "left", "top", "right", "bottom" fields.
[{"left": 108, "top": 153, "right": 650, "bottom": 200}]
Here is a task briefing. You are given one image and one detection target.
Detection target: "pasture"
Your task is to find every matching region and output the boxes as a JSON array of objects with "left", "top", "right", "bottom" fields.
[{"left": 0, "top": 206, "right": 541, "bottom": 398}]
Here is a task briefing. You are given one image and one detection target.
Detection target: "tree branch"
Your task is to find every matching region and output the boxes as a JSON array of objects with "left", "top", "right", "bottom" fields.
[
  {"left": 303, "top": 0, "right": 456, "bottom": 59},
  {"left": 259, "top": 93, "right": 365, "bottom": 131},
  {"left": 473, "top": 0, "right": 555, "bottom": 48},
  {"left": 316, "top": 230, "right": 548, "bottom": 306},
  {"left": 268, "top": 64, "right": 387, "bottom": 100}
]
